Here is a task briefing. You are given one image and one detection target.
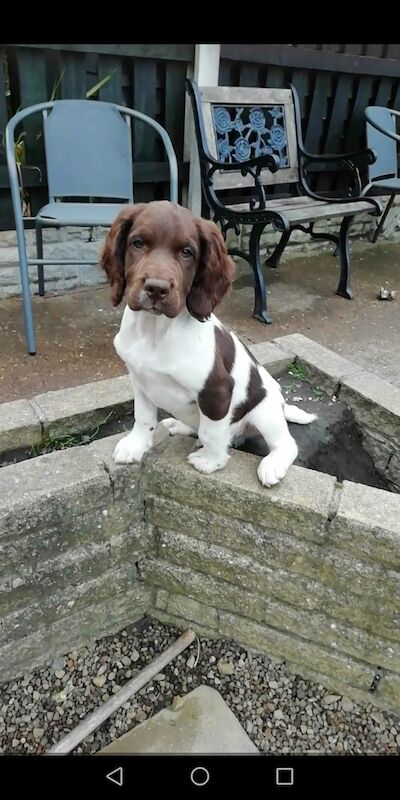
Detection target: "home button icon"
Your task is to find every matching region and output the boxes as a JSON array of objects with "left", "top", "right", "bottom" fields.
[{"left": 190, "top": 766, "right": 210, "bottom": 786}]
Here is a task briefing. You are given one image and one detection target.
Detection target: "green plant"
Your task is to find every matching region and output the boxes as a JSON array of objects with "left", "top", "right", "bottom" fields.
[
  {"left": 49, "top": 68, "right": 66, "bottom": 101},
  {"left": 29, "top": 410, "right": 115, "bottom": 457},
  {"left": 288, "top": 361, "right": 309, "bottom": 382},
  {"left": 86, "top": 71, "right": 117, "bottom": 99}
]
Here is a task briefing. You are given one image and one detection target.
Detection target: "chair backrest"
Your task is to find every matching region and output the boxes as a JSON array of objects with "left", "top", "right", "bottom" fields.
[
  {"left": 187, "top": 83, "right": 299, "bottom": 192},
  {"left": 43, "top": 100, "right": 133, "bottom": 201},
  {"left": 365, "top": 106, "right": 398, "bottom": 182},
  {"left": 6, "top": 100, "right": 178, "bottom": 210}
]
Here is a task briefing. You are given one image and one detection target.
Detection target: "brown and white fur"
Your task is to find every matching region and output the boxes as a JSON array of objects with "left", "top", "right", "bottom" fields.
[{"left": 101, "top": 201, "right": 316, "bottom": 487}]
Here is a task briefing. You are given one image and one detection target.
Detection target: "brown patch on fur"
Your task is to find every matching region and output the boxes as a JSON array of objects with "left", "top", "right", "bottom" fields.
[
  {"left": 187, "top": 218, "right": 235, "bottom": 321},
  {"left": 215, "top": 326, "right": 235, "bottom": 372},
  {"left": 198, "top": 326, "right": 235, "bottom": 420},
  {"left": 232, "top": 364, "right": 266, "bottom": 423},
  {"left": 100, "top": 204, "right": 145, "bottom": 306}
]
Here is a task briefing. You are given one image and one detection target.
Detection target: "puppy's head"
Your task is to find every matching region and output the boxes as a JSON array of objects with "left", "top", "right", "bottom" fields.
[{"left": 100, "top": 201, "right": 235, "bottom": 319}]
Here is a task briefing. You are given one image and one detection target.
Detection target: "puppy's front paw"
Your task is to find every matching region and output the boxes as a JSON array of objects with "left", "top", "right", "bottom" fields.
[
  {"left": 257, "top": 446, "right": 296, "bottom": 487},
  {"left": 113, "top": 434, "right": 150, "bottom": 464},
  {"left": 187, "top": 447, "right": 229, "bottom": 474}
]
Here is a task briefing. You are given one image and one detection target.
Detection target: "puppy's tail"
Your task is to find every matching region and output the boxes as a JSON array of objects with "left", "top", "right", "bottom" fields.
[{"left": 284, "top": 403, "right": 317, "bottom": 425}]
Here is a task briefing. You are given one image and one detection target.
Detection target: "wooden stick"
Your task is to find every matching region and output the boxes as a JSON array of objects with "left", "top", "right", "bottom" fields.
[{"left": 47, "top": 628, "right": 196, "bottom": 755}]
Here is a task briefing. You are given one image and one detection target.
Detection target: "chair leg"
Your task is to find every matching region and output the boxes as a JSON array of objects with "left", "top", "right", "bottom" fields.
[
  {"left": 249, "top": 223, "right": 272, "bottom": 324},
  {"left": 336, "top": 215, "right": 354, "bottom": 300},
  {"left": 371, "top": 192, "right": 396, "bottom": 243},
  {"left": 15, "top": 217, "right": 36, "bottom": 354},
  {"left": 265, "top": 229, "right": 291, "bottom": 268},
  {"left": 35, "top": 224, "right": 45, "bottom": 296}
]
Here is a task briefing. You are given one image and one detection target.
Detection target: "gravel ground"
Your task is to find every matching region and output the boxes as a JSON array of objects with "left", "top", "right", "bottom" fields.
[{"left": 1, "top": 617, "right": 399, "bottom": 755}]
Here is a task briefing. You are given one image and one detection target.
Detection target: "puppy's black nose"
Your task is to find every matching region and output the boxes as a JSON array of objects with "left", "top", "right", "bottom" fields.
[{"left": 144, "top": 278, "right": 170, "bottom": 301}]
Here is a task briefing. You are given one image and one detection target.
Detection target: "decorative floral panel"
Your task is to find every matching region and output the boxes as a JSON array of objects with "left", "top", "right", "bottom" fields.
[{"left": 211, "top": 104, "right": 289, "bottom": 168}]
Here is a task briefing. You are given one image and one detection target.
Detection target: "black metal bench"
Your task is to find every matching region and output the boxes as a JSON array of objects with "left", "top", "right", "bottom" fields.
[{"left": 186, "top": 80, "right": 382, "bottom": 323}]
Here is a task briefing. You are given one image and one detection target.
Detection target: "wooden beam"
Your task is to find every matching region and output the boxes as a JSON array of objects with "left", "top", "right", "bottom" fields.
[
  {"left": 220, "top": 44, "right": 400, "bottom": 78},
  {"left": 11, "top": 44, "right": 194, "bottom": 61}
]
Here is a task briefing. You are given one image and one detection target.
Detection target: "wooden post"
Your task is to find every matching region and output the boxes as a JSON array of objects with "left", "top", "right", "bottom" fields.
[{"left": 186, "top": 44, "right": 221, "bottom": 215}]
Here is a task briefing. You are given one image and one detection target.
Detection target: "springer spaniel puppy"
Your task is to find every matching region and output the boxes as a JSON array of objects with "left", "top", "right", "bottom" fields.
[{"left": 101, "top": 201, "right": 315, "bottom": 487}]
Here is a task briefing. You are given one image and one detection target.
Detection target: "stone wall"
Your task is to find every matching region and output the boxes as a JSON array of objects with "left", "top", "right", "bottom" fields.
[
  {"left": 0, "top": 436, "right": 151, "bottom": 682},
  {"left": 0, "top": 227, "right": 107, "bottom": 299},
  {"left": 1, "top": 196, "right": 399, "bottom": 299},
  {"left": 2, "top": 426, "right": 400, "bottom": 712},
  {"left": 143, "top": 436, "right": 400, "bottom": 715}
]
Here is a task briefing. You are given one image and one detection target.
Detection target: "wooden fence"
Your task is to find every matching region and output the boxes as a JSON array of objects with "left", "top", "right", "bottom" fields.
[
  {"left": 0, "top": 44, "right": 194, "bottom": 228},
  {"left": 1, "top": 44, "right": 400, "bottom": 229}
]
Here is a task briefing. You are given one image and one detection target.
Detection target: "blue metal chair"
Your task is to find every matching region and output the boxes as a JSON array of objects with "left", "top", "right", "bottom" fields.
[
  {"left": 362, "top": 106, "right": 400, "bottom": 242},
  {"left": 6, "top": 100, "right": 178, "bottom": 354}
]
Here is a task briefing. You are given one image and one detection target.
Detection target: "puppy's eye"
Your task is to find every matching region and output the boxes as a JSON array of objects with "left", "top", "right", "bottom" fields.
[
  {"left": 131, "top": 238, "right": 144, "bottom": 249},
  {"left": 182, "top": 247, "right": 194, "bottom": 259}
]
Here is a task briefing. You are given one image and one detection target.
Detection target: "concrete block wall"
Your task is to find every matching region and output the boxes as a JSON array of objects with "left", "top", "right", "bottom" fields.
[
  {"left": 143, "top": 437, "right": 400, "bottom": 714},
  {"left": 3, "top": 426, "right": 400, "bottom": 713},
  {"left": 0, "top": 435, "right": 151, "bottom": 682},
  {"left": 1, "top": 335, "right": 400, "bottom": 715}
]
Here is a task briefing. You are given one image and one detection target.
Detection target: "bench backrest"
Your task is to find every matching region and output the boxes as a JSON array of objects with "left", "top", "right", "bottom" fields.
[{"left": 190, "top": 85, "right": 299, "bottom": 191}]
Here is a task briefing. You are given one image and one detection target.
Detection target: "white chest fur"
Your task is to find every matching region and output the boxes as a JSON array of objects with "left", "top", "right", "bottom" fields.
[{"left": 114, "top": 306, "right": 215, "bottom": 417}]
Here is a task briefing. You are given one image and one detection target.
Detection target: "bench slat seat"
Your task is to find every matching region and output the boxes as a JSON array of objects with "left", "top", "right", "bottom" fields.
[{"left": 226, "top": 197, "right": 376, "bottom": 225}]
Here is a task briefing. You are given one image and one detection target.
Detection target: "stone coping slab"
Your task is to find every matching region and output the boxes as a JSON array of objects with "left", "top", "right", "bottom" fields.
[{"left": 1, "top": 334, "right": 398, "bottom": 465}]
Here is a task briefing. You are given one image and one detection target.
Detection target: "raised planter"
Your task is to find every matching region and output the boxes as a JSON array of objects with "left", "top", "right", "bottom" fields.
[{"left": 1, "top": 335, "right": 399, "bottom": 715}]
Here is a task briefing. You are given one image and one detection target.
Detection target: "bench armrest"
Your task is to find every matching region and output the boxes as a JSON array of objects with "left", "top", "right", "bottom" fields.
[
  {"left": 288, "top": 82, "right": 378, "bottom": 199},
  {"left": 206, "top": 151, "right": 280, "bottom": 175},
  {"left": 301, "top": 151, "right": 377, "bottom": 202},
  {"left": 299, "top": 148, "right": 377, "bottom": 170}
]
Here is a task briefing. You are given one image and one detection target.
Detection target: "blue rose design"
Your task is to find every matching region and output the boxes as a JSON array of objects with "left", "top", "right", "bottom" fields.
[
  {"left": 269, "top": 124, "right": 287, "bottom": 149},
  {"left": 260, "top": 145, "right": 273, "bottom": 155},
  {"left": 269, "top": 106, "right": 283, "bottom": 119},
  {"left": 234, "top": 137, "right": 251, "bottom": 162},
  {"left": 233, "top": 113, "right": 244, "bottom": 133},
  {"left": 249, "top": 107, "right": 265, "bottom": 131},
  {"left": 218, "top": 139, "right": 231, "bottom": 161},
  {"left": 214, "top": 107, "right": 232, "bottom": 134}
]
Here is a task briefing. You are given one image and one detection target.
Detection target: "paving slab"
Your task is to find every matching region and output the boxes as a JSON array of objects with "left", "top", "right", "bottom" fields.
[{"left": 99, "top": 685, "right": 259, "bottom": 754}]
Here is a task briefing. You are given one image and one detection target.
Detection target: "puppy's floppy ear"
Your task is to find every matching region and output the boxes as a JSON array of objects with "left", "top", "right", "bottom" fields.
[
  {"left": 186, "top": 218, "right": 235, "bottom": 321},
  {"left": 100, "top": 204, "right": 144, "bottom": 306}
]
